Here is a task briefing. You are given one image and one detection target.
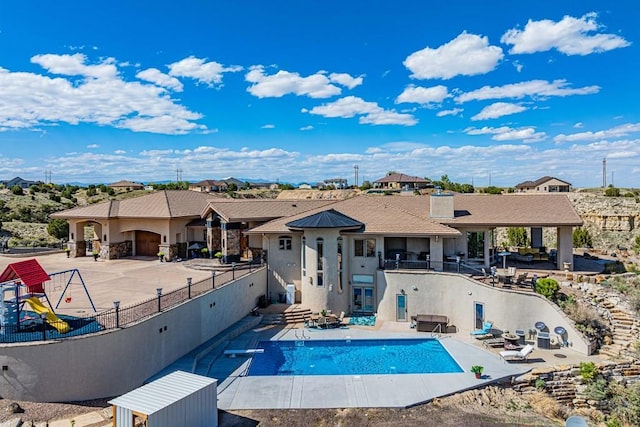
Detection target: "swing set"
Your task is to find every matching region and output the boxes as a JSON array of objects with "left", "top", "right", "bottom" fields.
[{"left": 47, "top": 268, "right": 97, "bottom": 312}]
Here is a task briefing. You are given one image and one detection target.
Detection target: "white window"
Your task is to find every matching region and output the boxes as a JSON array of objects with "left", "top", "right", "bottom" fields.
[
  {"left": 279, "top": 236, "right": 292, "bottom": 250},
  {"left": 354, "top": 238, "right": 376, "bottom": 257}
]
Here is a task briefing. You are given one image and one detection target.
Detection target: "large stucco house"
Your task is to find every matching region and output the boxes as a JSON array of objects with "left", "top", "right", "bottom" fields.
[{"left": 53, "top": 190, "right": 582, "bottom": 316}]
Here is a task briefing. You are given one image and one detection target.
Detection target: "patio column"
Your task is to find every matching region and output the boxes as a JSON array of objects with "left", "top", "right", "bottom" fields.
[
  {"left": 429, "top": 237, "right": 444, "bottom": 270},
  {"left": 556, "top": 226, "right": 573, "bottom": 271}
]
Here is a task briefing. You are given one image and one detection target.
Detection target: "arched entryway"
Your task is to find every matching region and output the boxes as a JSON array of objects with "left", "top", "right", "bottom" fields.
[{"left": 135, "top": 231, "right": 161, "bottom": 256}]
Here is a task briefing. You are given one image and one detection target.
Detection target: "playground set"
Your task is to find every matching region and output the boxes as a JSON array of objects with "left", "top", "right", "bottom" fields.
[{"left": 0, "top": 259, "right": 96, "bottom": 341}]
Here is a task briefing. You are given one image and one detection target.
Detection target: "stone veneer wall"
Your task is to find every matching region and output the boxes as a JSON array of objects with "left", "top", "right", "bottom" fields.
[
  {"left": 107, "top": 241, "right": 132, "bottom": 259},
  {"left": 69, "top": 240, "right": 86, "bottom": 257},
  {"left": 513, "top": 361, "right": 640, "bottom": 408}
]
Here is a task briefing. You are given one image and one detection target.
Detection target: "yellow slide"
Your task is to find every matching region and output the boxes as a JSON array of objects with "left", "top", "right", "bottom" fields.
[{"left": 25, "top": 297, "right": 70, "bottom": 334}]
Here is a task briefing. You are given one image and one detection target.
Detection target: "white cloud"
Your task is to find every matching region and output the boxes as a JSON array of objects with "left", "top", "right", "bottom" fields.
[
  {"left": 471, "top": 102, "right": 527, "bottom": 121},
  {"left": 465, "top": 125, "right": 546, "bottom": 142},
  {"left": 329, "top": 72, "right": 364, "bottom": 89},
  {"left": 261, "top": 124, "right": 275, "bottom": 129},
  {"left": 0, "top": 55, "right": 208, "bottom": 135},
  {"left": 114, "top": 149, "right": 126, "bottom": 154},
  {"left": 168, "top": 56, "right": 242, "bottom": 86},
  {"left": 573, "top": 122, "right": 584, "bottom": 128},
  {"left": 307, "top": 96, "right": 417, "bottom": 126},
  {"left": 246, "top": 66, "right": 344, "bottom": 98},
  {"left": 436, "top": 108, "right": 463, "bottom": 117},
  {"left": 32, "top": 53, "right": 118, "bottom": 79},
  {"left": 136, "top": 68, "right": 184, "bottom": 91},
  {"left": 300, "top": 125, "right": 314, "bottom": 131},
  {"left": 456, "top": 79, "right": 599, "bottom": 103},
  {"left": 87, "top": 144, "right": 99, "bottom": 149},
  {"left": 404, "top": 32, "right": 503, "bottom": 80},
  {"left": 512, "top": 61, "right": 523, "bottom": 72},
  {"left": 395, "top": 85, "right": 449, "bottom": 105},
  {"left": 501, "top": 13, "right": 631, "bottom": 56},
  {"left": 554, "top": 122, "right": 640, "bottom": 142}
]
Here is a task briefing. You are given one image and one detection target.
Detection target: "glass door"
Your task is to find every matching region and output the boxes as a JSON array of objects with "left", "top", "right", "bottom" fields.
[
  {"left": 363, "top": 288, "right": 374, "bottom": 312},
  {"left": 352, "top": 287, "right": 363, "bottom": 312},
  {"left": 396, "top": 294, "right": 407, "bottom": 321},
  {"left": 474, "top": 302, "right": 484, "bottom": 330}
]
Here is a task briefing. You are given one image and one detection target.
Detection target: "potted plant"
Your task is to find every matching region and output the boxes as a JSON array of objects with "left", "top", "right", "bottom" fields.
[
  {"left": 471, "top": 365, "right": 484, "bottom": 379},
  {"left": 157, "top": 251, "right": 165, "bottom": 262},
  {"left": 64, "top": 247, "right": 71, "bottom": 258},
  {"left": 92, "top": 250, "right": 99, "bottom": 261}
]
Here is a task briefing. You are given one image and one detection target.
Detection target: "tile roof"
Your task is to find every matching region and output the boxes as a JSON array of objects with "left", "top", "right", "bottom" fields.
[
  {"left": 249, "top": 193, "right": 582, "bottom": 234},
  {"left": 51, "top": 190, "right": 213, "bottom": 219},
  {"left": 286, "top": 209, "right": 363, "bottom": 229},
  {"left": 249, "top": 196, "right": 460, "bottom": 236},
  {"left": 203, "top": 199, "right": 335, "bottom": 222}
]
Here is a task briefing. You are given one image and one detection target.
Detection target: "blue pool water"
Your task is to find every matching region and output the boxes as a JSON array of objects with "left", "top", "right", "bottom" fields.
[{"left": 247, "top": 338, "right": 463, "bottom": 376}]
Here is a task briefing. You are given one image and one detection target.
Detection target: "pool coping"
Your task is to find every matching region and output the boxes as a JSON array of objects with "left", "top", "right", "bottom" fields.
[{"left": 215, "top": 326, "right": 531, "bottom": 409}]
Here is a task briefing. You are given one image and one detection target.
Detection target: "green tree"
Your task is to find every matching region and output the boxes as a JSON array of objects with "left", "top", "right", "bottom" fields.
[
  {"left": 360, "top": 180, "right": 372, "bottom": 190},
  {"left": 507, "top": 227, "right": 529, "bottom": 247},
  {"left": 573, "top": 227, "right": 593, "bottom": 248},
  {"left": 47, "top": 218, "right": 69, "bottom": 239},
  {"left": 278, "top": 183, "right": 294, "bottom": 190}
]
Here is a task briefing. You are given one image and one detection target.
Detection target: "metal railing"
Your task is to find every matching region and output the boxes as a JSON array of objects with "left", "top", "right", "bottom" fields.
[{"left": 1, "top": 263, "right": 263, "bottom": 344}]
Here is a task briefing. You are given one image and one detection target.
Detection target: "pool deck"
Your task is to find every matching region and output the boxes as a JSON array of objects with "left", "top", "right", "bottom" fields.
[{"left": 214, "top": 320, "right": 596, "bottom": 410}]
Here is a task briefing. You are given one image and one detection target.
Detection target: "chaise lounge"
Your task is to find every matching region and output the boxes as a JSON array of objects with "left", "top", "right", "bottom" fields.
[{"left": 499, "top": 344, "right": 534, "bottom": 362}]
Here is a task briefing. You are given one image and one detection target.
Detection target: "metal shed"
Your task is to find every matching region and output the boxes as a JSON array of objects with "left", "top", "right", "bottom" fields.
[{"left": 109, "top": 371, "right": 217, "bottom": 427}]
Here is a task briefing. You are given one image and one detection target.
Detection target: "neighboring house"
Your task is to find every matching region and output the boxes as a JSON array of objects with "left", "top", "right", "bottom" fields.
[
  {"left": 188, "top": 180, "right": 228, "bottom": 193},
  {"left": 373, "top": 173, "right": 432, "bottom": 190},
  {"left": 515, "top": 176, "right": 572, "bottom": 193},
  {"left": 298, "top": 183, "right": 313, "bottom": 190},
  {"left": 322, "top": 178, "right": 348, "bottom": 189},
  {"left": 108, "top": 180, "right": 144, "bottom": 190},
  {"left": 51, "top": 190, "right": 212, "bottom": 260},
  {"left": 1, "top": 176, "right": 37, "bottom": 189}
]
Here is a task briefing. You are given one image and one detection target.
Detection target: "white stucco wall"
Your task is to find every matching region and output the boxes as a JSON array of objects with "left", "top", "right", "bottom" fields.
[
  {"left": 376, "top": 270, "right": 589, "bottom": 355},
  {"left": 0, "top": 268, "right": 267, "bottom": 402}
]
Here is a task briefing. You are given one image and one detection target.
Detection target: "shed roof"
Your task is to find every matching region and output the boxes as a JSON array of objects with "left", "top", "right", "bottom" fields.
[{"left": 108, "top": 371, "right": 217, "bottom": 415}]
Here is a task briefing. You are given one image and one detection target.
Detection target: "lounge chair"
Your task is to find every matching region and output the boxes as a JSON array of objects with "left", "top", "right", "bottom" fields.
[
  {"left": 499, "top": 344, "right": 534, "bottom": 362},
  {"left": 470, "top": 321, "right": 493, "bottom": 336}
]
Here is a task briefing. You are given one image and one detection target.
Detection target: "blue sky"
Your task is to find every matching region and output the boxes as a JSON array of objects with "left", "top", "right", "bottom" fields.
[{"left": 0, "top": 1, "right": 638, "bottom": 187}]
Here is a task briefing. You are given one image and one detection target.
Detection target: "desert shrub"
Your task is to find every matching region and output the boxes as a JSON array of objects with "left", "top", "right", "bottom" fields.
[
  {"left": 507, "top": 227, "right": 529, "bottom": 247},
  {"left": 607, "top": 382, "right": 640, "bottom": 426},
  {"left": 484, "top": 186, "right": 503, "bottom": 194},
  {"left": 561, "top": 298, "right": 605, "bottom": 337},
  {"left": 579, "top": 362, "right": 598, "bottom": 383},
  {"left": 573, "top": 227, "right": 593, "bottom": 248},
  {"left": 535, "top": 378, "right": 546, "bottom": 390},
  {"left": 584, "top": 377, "right": 608, "bottom": 400},
  {"left": 535, "top": 278, "right": 559, "bottom": 300},
  {"left": 11, "top": 185, "right": 24, "bottom": 195},
  {"left": 605, "top": 187, "right": 620, "bottom": 197},
  {"left": 634, "top": 235, "right": 640, "bottom": 253}
]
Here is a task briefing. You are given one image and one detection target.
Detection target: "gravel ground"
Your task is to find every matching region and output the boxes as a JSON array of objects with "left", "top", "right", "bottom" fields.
[{"left": 0, "top": 398, "right": 111, "bottom": 424}]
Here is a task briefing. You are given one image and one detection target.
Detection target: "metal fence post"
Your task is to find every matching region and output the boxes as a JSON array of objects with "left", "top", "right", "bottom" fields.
[
  {"left": 187, "top": 277, "right": 192, "bottom": 299},
  {"left": 212, "top": 271, "right": 215, "bottom": 289},
  {"left": 156, "top": 288, "right": 162, "bottom": 312},
  {"left": 41, "top": 313, "right": 47, "bottom": 341},
  {"left": 232, "top": 262, "right": 236, "bottom": 280},
  {"left": 114, "top": 300, "right": 120, "bottom": 328}
]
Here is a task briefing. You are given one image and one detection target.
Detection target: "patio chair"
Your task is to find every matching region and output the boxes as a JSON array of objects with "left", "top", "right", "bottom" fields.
[
  {"left": 499, "top": 344, "right": 534, "bottom": 362},
  {"left": 470, "top": 321, "right": 493, "bottom": 336},
  {"left": 515, "top": 272, "right": 529, "bottom": 286}
]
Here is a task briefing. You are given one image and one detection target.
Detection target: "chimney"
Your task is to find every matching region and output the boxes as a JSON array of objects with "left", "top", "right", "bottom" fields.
[{"left": 430, "top": 190, "right": 454, "bottom": 219}]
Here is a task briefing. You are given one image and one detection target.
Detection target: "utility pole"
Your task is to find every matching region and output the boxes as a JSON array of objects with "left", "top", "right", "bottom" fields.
[
  {"left": 44, "top": 171, "right": 52, "bottom": 184},
  {"left": 353, "top": 164, "right": 359, "bottom": 188},
  {"left": 176, "top": 168, "right": 183, "bottom": 183},
  {"left": 602, "top": 158, "right": 607, "bottom": 188}
]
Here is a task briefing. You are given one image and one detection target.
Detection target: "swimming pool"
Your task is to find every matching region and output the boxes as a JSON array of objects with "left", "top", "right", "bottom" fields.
[{"left": 247, "top": 338, "right": 463, "bottom": 376}]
